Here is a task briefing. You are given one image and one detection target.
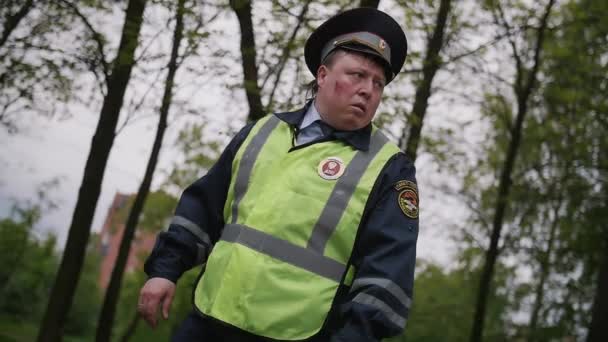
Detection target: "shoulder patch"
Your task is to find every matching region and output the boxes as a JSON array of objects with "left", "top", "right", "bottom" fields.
[
  {"left": 395, "top": 180, "right": 419, "bottom": 219},
  {"left": 394, "top": 180, "right": 417, "bottom": 192}
]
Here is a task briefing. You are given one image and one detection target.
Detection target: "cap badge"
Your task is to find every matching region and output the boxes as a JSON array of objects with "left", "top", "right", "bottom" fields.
[
  {"left": 379, "top": 39, "right": 386, "bottom": 51},
  {"left": 318, "top": 157, "right": 345, "bottom": 180}
]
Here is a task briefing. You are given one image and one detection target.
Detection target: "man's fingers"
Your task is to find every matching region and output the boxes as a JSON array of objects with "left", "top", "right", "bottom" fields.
[
  {"left": 137, "top": 278, "right": 176, "bottom": 328},
  {"left": 138, "top": 290, "right": 160, "bottom": 328},
  {"left": 162, "top": 288, "right": 175, "bottom": 320},
  {"left": 140, "top": 307, "right": 154, "bottom": 328}
]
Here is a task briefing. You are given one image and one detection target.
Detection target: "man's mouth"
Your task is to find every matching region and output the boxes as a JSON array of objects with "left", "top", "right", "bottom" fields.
[{"left": 351, "top": 103, "right": 366, "bottom": 112}]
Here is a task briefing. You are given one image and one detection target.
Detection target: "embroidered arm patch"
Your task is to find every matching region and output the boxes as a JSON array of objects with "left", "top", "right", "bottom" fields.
[{"left": 394, "top": 180, "right": 419, "bottom": 219}]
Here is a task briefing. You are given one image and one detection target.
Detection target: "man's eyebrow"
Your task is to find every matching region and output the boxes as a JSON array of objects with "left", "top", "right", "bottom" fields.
[
  {"left": 347, "top": 65, "right": 386, "bottom": 83},
  {"left": 371, "top": 71, "right": 386, "bottom": 85}
]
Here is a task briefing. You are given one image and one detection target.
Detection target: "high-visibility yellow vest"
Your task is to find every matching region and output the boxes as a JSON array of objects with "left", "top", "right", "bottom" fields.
[{"left": 193, "top": 114, "right": 401, "bottom": 340}]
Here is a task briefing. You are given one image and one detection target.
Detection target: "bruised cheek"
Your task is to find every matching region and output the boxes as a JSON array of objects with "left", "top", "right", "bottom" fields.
[{"left": 333, "top": 79, "right": 349, "bottom": 96}]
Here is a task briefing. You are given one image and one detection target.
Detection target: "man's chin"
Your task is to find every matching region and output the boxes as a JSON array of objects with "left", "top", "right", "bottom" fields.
[{"left": 336, "top": 117, "right": 369, "bottom": 131}]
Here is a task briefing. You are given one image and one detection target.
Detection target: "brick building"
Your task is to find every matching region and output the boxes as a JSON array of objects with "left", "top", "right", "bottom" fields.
[{"left": 98, "top": 192, "right": 157, "bottom": 289}]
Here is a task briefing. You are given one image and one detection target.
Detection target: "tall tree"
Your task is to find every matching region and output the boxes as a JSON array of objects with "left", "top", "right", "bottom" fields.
[
  {"left": 36, "top": 0, "right": 148, "bottom": 340},
  {"left": 228, "top": 0, "right": 320, "bottom": 120},
  {"left": 498, "top": 0, "right": 608, "bottom": 337},
  {"left": 546, "top": 1, "right": 608, "bottom": 339},
  {"left": 391, "top": 255, "right": 511, "bottom": 342},
  {"left": 400, "top": 0, "right": 452, "bottom": 161},
  {"left": 230, "top": 0, "right": 264, "bottom": 122},
  {"left": 469, "top": 1, "right": 556, "bottom": 341},
  {"left": 588, "top": 235, "right": 608, "bottom": 341},
  {"left": 94, "top": 0, "right": 188, "bottom": 340}
]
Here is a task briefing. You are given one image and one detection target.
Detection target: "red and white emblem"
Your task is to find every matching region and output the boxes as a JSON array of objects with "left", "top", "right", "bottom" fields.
[
  {"left": 318, "top": 157, "right": 345, "bottom": 180},
  {"left": 379, "top": 39, "right": 386, "bottom": 50}
]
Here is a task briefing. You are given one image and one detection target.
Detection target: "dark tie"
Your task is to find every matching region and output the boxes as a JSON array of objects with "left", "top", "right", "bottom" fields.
[{"left": 317, "top": 120, "right": 334, "bottom": 137}]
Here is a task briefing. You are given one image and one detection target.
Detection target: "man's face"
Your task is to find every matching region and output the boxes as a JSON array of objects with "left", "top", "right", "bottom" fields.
[{"left": 315, "top": 51, "right": 386, "bottom": 131}]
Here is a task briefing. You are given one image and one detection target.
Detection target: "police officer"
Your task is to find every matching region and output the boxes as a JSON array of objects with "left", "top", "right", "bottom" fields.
[{"left": 138, "top": 7, "right": 419, "bottom": 341}]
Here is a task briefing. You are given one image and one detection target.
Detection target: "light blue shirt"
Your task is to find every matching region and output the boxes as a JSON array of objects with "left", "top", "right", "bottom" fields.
[
  {"left": 299, "top": 103, "right": 322, "bottom": 130},
  {"left": 296, "top": 103, "right": 324, "bottom": 146}
]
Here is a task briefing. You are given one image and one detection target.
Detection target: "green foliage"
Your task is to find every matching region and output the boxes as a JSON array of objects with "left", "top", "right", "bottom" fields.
[
  {"left": 111, "top": 190, "right": 178, "bottom": 233},
  {"left": 0, "top": 203, "right": 102, "bottom": 340},
  {"left": 163, "top": 122, "right": 222, "bottom": 192},
  {"left": 0, "top": 208, "right": 57, "bottom": 320},
  {"left": 459, "top": 0, "right": 608, "bottom": 339},
  {"left": 385, "top": 256, "right": 511, "bottom": 341},
  {"left": 138, "top": 190, "right": 179, "bottom": 232},
  {"left": 65, "top": 245, "right": 102, "bottom": 337}
]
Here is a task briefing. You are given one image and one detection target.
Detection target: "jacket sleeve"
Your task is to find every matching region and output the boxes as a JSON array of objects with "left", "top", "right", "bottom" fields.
[
  {"left": 144, "top": 123, "right": 255, "bottom": 283},
  {"left": 332, "top": 153, "right": 419, "bottom": 341}
]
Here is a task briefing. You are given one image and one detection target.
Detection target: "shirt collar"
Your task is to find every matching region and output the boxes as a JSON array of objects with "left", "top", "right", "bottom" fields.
[
  {"left": 299, "top": 103, "right": 322, "bottom": 130},
  {"left": 275, "top": 101, "right": 372, "bottom": 151}
]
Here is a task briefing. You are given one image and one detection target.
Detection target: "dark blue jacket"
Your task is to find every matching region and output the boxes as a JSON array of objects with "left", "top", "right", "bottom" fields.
[{"left": 144, "top": 105, "right": 419, "bottom": 341}]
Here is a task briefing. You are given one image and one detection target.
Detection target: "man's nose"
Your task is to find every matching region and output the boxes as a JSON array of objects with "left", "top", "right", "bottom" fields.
[{"left": 358, "top": 78, "right": 373, "bottom": 98}]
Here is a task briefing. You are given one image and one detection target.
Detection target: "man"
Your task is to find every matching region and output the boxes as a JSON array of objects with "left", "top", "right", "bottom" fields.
[{"left": 138, "top": 7, "right": 419, "bottom": 341}]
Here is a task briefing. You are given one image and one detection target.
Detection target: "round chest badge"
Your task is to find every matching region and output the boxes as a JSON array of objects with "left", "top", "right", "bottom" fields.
[{"left": 318, "top": 157, "right": 345, "bottom": 180}]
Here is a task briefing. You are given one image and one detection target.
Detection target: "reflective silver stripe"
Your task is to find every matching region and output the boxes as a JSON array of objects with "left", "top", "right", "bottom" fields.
[
  {"left": 353, "top": 292, "right": 407, "bottom": 329},
  {"left": 230, "top": 115, "right": 280, "bottom": 224},
  {"left": 171, "top": 215, "right": 211, "bottom": 246},
  {"left": 221, "top": 223, "right": 345, "bottom": 282},
  {"left": 195, "top": 243, "right": 207, "bottom": 265},
  {"left": 307, "top": 129, "right": 389, "bottom": 253},
  {"left": 351, "top": 277, "right": 412, "bottom": 309}
]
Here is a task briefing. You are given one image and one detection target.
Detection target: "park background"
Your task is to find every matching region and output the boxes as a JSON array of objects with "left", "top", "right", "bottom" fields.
[{"left": 0, "top": 0, "right": 606, "bottom": 341}]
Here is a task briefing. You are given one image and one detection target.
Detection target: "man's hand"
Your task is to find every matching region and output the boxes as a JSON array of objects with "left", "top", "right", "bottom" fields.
[{"left": 138, "top": 277, "right": 176, "bottom": 328}]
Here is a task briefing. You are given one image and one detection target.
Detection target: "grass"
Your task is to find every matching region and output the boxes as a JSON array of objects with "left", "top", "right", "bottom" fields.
[{"left": 0, "top": 317, "right": 95, "bottom": 342}]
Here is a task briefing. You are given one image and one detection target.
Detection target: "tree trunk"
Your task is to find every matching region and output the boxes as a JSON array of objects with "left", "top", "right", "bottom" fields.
[
  {"left": 400, "top": 0, "right": 451, "bottom": 160},
  {"left": 0, "top": 0, "right": 34, "bottom": 48},
  {"left": 359, "top": 0, "right": 380, "bottom": 8},
  {"left": 230, "top": 0, "right": 264, "bottom": 122},
  {"left": 95, "top": 0, "right": 185, "bottom": 341},
  {"left": 587, "top": 233, "right": 608, "bottom": 341},
  {"left": 528, "top": 200, "right": 561, "bottom": 341},
  {"left": 469, "top": 1, "right": 555, "bottom": 341},
  {"left": 36, "top": 1, "right": 147, "bottom": 341}
]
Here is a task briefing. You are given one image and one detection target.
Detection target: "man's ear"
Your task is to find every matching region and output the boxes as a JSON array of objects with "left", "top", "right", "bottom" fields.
[{"left": 316, "top": 65, "right": 328, "bottom": 88}]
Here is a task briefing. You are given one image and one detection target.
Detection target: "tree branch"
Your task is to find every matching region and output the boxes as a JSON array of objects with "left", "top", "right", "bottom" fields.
[
  {"left": 402, "top": 0, "right": 452, "bottom": 159},
  {"left": 494, "top": 1, "right": 523, "bottom": 95},
  {"left": 0, "top": 0, "right": 35, "bottom": 49},
  {"left": 265, "top": 0, "right": 311, "bottom": 112},
  {"left": 57, "top": 0, "right": 110, "bottom": 82}
]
